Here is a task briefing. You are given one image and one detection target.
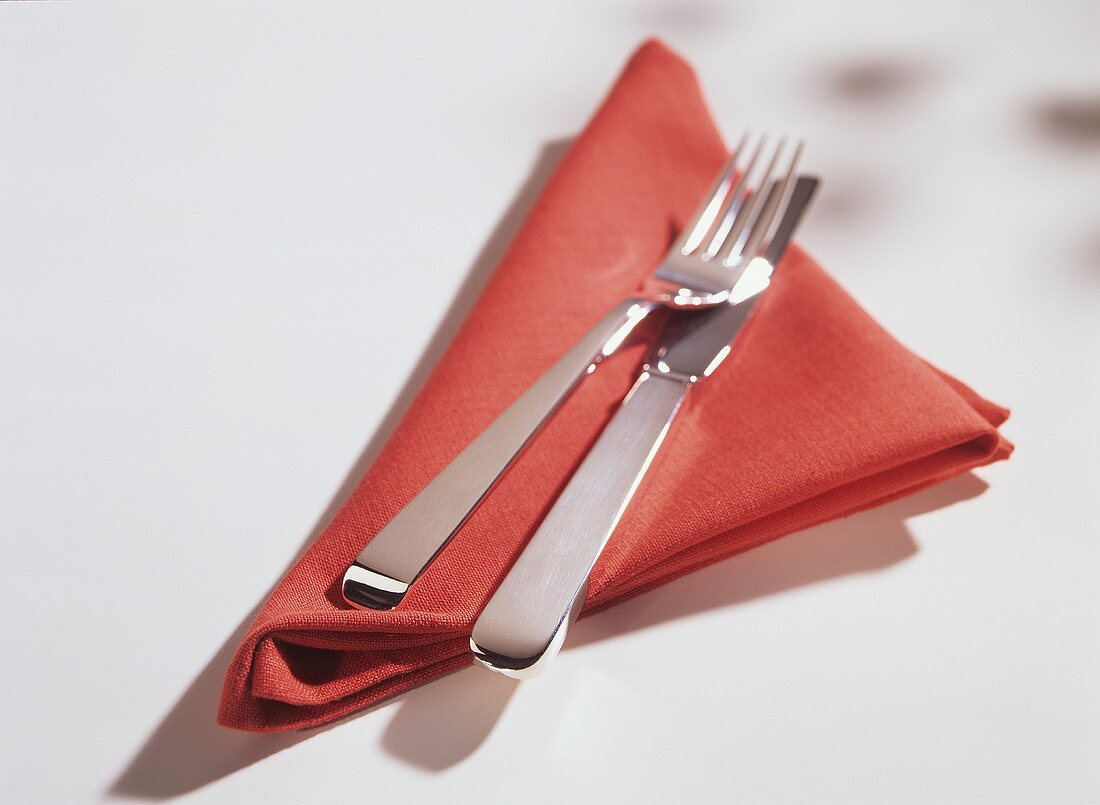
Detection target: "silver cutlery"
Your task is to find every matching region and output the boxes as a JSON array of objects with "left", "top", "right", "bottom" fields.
[
  {"left": 470, "top": 157, "right": 818, "bottom": 678},
  {"left": 343, "top": 134, "right": 793, "bottom": 610}
]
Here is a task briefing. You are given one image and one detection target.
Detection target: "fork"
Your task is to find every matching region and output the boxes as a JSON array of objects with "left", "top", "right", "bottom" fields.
[{"left": 343, "top": 134, "right": 804, "bottom": 611}]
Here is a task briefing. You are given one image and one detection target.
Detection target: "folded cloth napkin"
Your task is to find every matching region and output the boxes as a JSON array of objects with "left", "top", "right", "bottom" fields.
[{"left": 219, "top": 39, "right": 1011, "bottom": 732}]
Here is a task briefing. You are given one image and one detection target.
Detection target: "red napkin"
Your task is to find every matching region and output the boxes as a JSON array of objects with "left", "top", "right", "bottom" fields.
[{"left": 219, "top": 39, "right": 1011, "bottom": 732}]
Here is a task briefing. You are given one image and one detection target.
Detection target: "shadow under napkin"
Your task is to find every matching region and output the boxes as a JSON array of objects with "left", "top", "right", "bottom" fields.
[
  {"left": 110, "top": 469, "right": 985, "bottom": 796},
  {"left": 108, "top": 138, "right": 572, "bottom": 800},
  {"left": 569, "top": 472, "right": 986, "bottom": 648}
]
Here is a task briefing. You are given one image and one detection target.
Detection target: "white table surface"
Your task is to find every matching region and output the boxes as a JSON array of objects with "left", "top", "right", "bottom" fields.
[{"left": 1, "top": 2, "right": 1097, "bottom": 803}]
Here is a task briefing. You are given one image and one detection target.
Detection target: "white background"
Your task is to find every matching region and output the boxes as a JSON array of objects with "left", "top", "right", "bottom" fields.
[{"left": 1, "top": 2, "right": 1097, "bottom": 803}]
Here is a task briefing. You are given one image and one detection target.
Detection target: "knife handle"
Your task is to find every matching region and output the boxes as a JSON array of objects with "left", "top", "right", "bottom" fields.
[
  {"left": 342, "top": 297, "right": 656, "bottom": 610},
  {"left": 470, "top": 370, "right": 691, "bottom": 678}
]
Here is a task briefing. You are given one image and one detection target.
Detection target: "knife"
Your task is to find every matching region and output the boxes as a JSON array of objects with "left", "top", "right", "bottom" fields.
[{"left": 470, "top": 176, "right": 820, "bottom": 678}]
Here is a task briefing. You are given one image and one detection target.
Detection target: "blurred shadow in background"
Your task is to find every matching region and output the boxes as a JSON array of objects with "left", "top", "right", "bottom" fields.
[{"left": 1034, "top": 95, "right": 1100, "bottom": 149}]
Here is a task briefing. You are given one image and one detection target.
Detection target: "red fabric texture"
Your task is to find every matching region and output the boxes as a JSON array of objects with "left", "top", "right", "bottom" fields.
[{"left": 219, "top": 39, "right": 1012, "bottom": 732}]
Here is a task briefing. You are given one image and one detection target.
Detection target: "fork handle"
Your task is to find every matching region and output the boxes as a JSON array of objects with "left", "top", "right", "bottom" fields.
[
  {"left": 470, "top": 370, "right": 691, "bottom": 678},
  {"left": 342, "top": 297, "right": 656, "bottom": 610}
]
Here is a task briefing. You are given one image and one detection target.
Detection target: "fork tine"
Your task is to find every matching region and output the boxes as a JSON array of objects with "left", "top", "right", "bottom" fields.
[
  {"left": 712, "top": 136, "right": 787, "bottom": 265},
  {"left": 735, "top": 139, "right": 804, "bottom": 265},
  {"left": 703, "top": 133, "right": 769, "bottom": 260},
  {"left": 674, "top": 131, "right": 749, "bottom": 256}
]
